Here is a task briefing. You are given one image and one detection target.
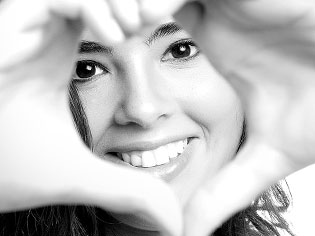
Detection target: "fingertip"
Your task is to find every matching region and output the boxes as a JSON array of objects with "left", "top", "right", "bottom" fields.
[
  {"left": 139, "top": 178, "right": 183, "bottom": 236},
  {"left": 163, "top": 208, "right": 183, "bottom": 236},
  {"left": 139, "top": 0, "right": 187, "bottom": 24},
  {"left": 81, "top": 5, "right": 125, "bottom": 44},
  {"left": 173, "top": 0, "right": 205, "bottom": 33},
  {"left": 183, "top": 189, "right": 219, "bottom": 236},
  {"left": 103, "top": 20, "right": 126, "bottom": 43},
  {"left": 108, "top": 0, "right": 142, "bottom": 34},
  {"left": 159, "top": 214, "right": 183, "bottom": 236}
]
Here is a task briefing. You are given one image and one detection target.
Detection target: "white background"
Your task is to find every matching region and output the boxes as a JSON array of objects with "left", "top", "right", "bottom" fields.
[{"left": 285, "top": 164, "right": 315, "bottom": 236}]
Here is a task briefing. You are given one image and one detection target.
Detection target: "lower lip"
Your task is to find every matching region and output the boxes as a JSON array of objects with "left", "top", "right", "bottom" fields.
[{"left": 103, "top": 138, "right": 198, "bottom": 182}]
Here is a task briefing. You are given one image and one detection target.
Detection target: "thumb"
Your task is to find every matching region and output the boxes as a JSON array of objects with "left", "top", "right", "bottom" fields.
[
  {"left": 183, "top": 139, "right": 294, "bottom": 236},
  {"left": 72, "top": 152, "right": 183, "bottom": 236},
  {"left": 0, "top": 114, "right": 182, "bottom": 236},
  {"left": 38, "top": 131, "right": 183, "bottom": 236}
]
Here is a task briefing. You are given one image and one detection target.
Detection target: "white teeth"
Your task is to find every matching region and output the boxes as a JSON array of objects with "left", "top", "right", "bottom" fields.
[
  {"left": 154, "top": 146, "right": 170, "bottom": 165},
  {"left": 184, "top": 138, "right": 188, "bottom": 147},
  {"left": 122, "top": 153, "right": 131, "bottom": 163},
  {"left": 176, "top": 140, "right": 185, "bottom": 154},
  {"left": 167, "top": 142, "right": 178, "bottom": 159},
  {"left": 119, "top": 138, "right": 189, "bottom": 167},
  {"left": 131, "top": 154, "right": 142, "bottom": 167},
  {"left": 142, "top": 151, "right": 156, "bottom": 167}
]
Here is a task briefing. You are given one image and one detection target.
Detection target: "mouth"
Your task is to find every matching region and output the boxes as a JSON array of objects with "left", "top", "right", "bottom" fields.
[
  {"left": 104, "top": 136, "right": 198, "bottom": 181},
  {"left": 109, "top": 138, "right": 192, "bottom": 168}
]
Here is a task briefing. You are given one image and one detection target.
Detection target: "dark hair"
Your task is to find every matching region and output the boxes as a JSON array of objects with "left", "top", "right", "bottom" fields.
[{"left": 0, "top": 82, "right": 294, "bottom": 236}]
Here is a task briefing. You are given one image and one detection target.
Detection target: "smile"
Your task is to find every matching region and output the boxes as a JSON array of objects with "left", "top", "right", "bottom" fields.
[
  {"left": 115, "top": 138, "right": 189, "bottom": 168},
  {"left": 104, "top": 136, "right": 198, "bottom": 181}
]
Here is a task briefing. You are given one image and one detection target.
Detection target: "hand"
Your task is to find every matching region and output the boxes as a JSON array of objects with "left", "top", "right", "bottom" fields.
[
  {"left": 171, "top": 0, "right": 315, "bottom": 235},
  {"left": 0, "top": 1, "right": 182, "bottom": 235}
]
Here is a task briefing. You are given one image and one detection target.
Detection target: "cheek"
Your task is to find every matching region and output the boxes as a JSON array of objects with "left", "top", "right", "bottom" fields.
[
  {"left": 189, "top": 71, "right": 243, "bottom": 156},
  {"left": 171, "top": 61, "right": 243, "bottom": 133},
  {"left": 189, "top": 78, "right": 243, "bottom": 147},
  {"left": 168, "top": 61, "right": 244, "bottom": 166},
  {"left": 77, "top": 81, "right": 119, "bottom": 144},
  {"left": 170, "top": 72, "right": 244, "bottom": 204}
]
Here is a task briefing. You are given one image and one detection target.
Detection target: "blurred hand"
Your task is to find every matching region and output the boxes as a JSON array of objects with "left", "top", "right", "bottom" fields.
[
  {"left": 2, "top": 0, "right": 314, "bottom": 235},
  {"left": 0, "top": 1, "right": 182, "bottom": 235},
  {"left": 169, "top": 0, "right": 315, "bottom": 235}
]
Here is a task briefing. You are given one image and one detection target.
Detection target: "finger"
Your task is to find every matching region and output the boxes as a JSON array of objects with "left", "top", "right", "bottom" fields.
[
  {"left": 0, "top": 0, "right": 124, "bottom": 70},
  {"left": 49, "top": 0, "right": 125, "bottom": 43},
  {"left": 107, "top": 0, "right": 141, "bottom": 34},
  {"left": 0, "top": 88, "right": 181, "bottom": 236},
  {"left": 64, "top": 146, "right": 183, "bottom": 236},
  {"left": 139, "top": 0, "right": 188, "bottom": 24},
  {"left": 0, "top": 0, "right": 49, "bottom": 69},
  {"left": 173, "top": 0, "right": 204, "bottom": 36},
  {"left": 51, "top": 121, "right": 183, "bottom": 236},
  {"left": 0, "top": 124, "right": 182, "bottom": 236},
  {"left": 184, "top": 139, "right": 295, "bottom": 236},
  {"left": 222, "top": 0, "right": 315, "bottom": 27}
]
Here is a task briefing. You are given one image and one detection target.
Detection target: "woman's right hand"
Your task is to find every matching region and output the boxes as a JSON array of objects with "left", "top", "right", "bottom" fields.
[{"left": 0, "top": 1, "right": 182, "bottom": 235}]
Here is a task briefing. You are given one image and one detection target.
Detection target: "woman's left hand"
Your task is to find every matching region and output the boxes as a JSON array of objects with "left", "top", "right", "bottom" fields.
[{"left": 167, "top": 0, "right": 315, "bottom": 235}]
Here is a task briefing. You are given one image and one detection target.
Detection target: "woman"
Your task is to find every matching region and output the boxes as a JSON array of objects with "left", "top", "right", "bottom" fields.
[{"left": 0, "top": 19, "right": 294, "bottom": 236}]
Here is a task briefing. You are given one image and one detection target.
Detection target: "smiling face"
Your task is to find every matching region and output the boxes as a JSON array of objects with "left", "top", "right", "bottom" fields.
[{"left": 72, "top": 19, "right": 244, "bottom": 231}]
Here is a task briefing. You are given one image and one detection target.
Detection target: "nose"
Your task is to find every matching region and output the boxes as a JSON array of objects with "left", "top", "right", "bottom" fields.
[{"left": 114, "top": 56, "right": 174, "bottom": 128}]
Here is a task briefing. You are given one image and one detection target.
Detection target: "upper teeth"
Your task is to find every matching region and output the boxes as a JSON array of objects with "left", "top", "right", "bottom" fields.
[{"left": 118, "top": 139, "right": 188, "bottom": 168}]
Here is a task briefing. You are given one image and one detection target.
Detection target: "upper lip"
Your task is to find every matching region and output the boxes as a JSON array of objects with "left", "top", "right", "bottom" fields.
[{"left": 106, "top": 136, "right": 194, "bottom": 154}]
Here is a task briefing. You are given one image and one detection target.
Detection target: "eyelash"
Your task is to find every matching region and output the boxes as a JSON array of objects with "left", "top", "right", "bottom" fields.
[
  {"left": 73, "top": 39, "right": 200, "bottom": 82},
  {"left": 73, "top": 60, "right": 110, "bottom": 82},
  {"left": 161, "top": 39, "right": 200, "bottom": 63}
]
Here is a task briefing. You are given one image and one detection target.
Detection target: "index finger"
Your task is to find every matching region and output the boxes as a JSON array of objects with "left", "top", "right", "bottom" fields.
[
  {"left": 49, "top": 0, "right": 125, "bottom": 43},
  {"left": 0, "top": 0, "right": 125, "bottom": 70},
  {"left": 183, "top": 139, "right": 295, "bottom": 236}
]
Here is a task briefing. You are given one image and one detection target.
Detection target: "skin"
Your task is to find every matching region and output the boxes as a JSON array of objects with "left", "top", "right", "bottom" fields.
[
  {"left": 171, "top": 1, "right": 315, "bottom": 235},
  {"left": 73, "top": 19, "right": 244, "bottom": 232},
  {"left": 1, "top": 0, "right": 314, "bottom": 235},
  {"left": 0, "top": 1, "right": 184, "bottom": 236}
]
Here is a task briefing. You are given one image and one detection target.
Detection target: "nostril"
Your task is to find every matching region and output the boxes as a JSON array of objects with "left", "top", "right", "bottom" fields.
[{"left": 114, "top": 91, "right": 171, "bottom": 128}]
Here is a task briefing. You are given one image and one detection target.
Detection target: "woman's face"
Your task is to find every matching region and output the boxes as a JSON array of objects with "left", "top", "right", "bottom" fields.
[{"left": 74, "top": 19, "right": 243, "bottom": 230}]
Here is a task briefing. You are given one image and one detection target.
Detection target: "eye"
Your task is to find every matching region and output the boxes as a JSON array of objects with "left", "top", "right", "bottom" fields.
[
  {"left": 162, "top": 39, "right": 200, "bottom": 62},
  {"left": 74, "top": 60, "right": 109, "bottom": 81}
]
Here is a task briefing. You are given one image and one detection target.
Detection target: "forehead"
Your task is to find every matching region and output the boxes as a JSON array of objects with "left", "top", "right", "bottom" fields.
[{"left": 81, "top": 17, "right": 182, "bottom": 44}]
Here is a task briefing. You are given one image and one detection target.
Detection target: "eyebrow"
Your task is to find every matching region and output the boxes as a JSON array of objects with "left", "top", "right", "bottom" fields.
[
  {"left": 79, "top": 40, "right": 113, "bottom": 54},
  {"left": 145, "top": 22, "right": 183, "bottom": 46},
  {"left": 78, "top": 22, "right": 183, "bottom": 54}
]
